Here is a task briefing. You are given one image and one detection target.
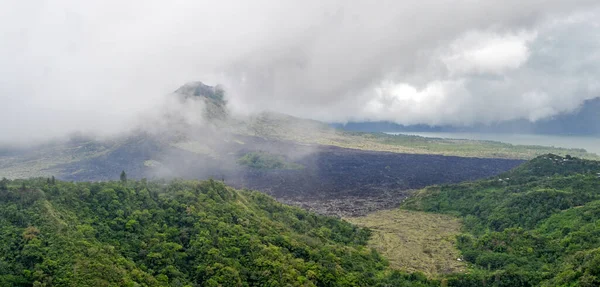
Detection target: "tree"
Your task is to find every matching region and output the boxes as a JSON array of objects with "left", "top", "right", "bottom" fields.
[
  {"left": 0, "top": 177, "right": 8, "bottom": 190},
  {"left": 120, "top": 171, "right": 127, "bottom": 183},
  {"left": 51, "top": 176, "right": 56, "bottom": 185}
]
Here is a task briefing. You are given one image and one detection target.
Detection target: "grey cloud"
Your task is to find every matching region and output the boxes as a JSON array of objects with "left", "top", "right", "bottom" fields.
[
  {"left": 220, "top": 1, "right": 600, "bottom": 124},
  {"left": 1, "top": 0, "right": 600, "bottom": 143}
]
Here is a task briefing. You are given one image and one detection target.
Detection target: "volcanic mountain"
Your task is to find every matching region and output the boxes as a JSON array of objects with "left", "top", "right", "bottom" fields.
[{"left": 0, "top": 82, "right": 593, "bottom": 215}]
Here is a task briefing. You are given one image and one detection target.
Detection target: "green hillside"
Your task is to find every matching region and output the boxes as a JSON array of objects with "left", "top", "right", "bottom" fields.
[
  {"left": 402, "top": 154, "right": 600, "bottom": 286},
  {"left": 0, "top": 178, "right": 435, "bottom": 287}
]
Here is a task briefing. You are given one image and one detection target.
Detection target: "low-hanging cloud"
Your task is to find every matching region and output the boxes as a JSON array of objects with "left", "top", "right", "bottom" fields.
[{"left": 1, "top": 0, "right": 600, "bottom": 143}]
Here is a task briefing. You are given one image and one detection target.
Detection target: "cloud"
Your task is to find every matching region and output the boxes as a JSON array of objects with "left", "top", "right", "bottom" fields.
[
  {"left": 220, "top": 1, "right": 600, "bottom": 125},
  {"left": 441, "top": 31, "right": 536, "bottom": 75},
  {"left": 1, "top": 0, "right": 600, "bottom": 143}
]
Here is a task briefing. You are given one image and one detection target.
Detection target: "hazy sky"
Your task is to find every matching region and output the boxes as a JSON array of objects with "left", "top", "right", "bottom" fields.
[{"left": 2, "top": 0, "right": 600, "bottom": 142}]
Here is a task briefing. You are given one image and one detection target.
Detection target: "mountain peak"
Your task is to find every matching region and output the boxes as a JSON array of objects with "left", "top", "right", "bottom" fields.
[
  {"left": 174, "top": 81, "right": 228, "bottom": 120},
  {"left": 174, "top": 81, "right": 225, "bottom": 102}
]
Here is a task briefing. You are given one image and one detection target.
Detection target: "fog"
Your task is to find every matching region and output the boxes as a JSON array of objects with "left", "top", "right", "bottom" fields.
[{"left": 2, "top": 0, "right": 600, "bottom": 143}]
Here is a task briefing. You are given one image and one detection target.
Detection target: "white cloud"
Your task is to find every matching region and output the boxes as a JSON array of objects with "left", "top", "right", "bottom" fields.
[
  {"left": 1, "top": 0, "right": 600, "bottom": 143},
  {"left": 441, "top": 31, "right": 536, "bottom": 75},
  {"left": 350, "top": 15, "right": 600, "bottom": 127},
  {"left": 364, "top": 81, "right": 466, "bottom": 125},
  {"left": 519, "top": 91, "right": 557, "bottom": 121}
]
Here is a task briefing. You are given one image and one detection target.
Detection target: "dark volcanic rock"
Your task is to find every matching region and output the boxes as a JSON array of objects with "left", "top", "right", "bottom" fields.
[
  {"left": 225, "top": 145, "right": 523, "bottom": 216},
  {"left": 56, "top": 135, "right": 523, "bottom": 216}
]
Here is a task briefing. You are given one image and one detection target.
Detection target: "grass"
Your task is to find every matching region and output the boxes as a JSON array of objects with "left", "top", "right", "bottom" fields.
[
  {"left": 346, "top": 209, "right": 466, "bottom": 278},
  {"left": 313, "top": 132, "right": 598, "bottom": 160},
  {"left": 239, "top": 112, "right": 600, "bottom": 160},
  {"left": 237, "top": 151, "right": 304, "bottom": 170}
]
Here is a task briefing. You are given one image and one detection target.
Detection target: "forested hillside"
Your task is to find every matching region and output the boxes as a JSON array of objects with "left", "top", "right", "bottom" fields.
[
  {"left": 403, "top": 154, "right": 600, "bottom": 286},
  {"left": 5, "top": 154, "right": 600, "bottom": 286},
  {"left": 0, "top": 177, "right": 435, "bottom": 287}
]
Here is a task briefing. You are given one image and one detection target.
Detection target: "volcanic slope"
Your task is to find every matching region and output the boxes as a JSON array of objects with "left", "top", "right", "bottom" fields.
[
  {"left": 0, "top": 81, "right": 571, "bottom": 217},
  {"left": 46, "top": 135, "right": 523, "bottom": 216},
  {"left": 0, "top": 82, "right": 592, "bottom": 216},
  {"left": 0, "top": 82, "right": 596, "bottom": 180}
]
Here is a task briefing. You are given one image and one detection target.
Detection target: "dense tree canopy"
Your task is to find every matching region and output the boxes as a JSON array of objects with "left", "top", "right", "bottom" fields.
[
  {"left": 404, "top": 154, "right": 600, "bottom": 286},
  {"left": 6, "top": 153, "right": 599, "bottom": 286},
  {"left": 0, "top": 178, "right": 434, "bottom": 286}
]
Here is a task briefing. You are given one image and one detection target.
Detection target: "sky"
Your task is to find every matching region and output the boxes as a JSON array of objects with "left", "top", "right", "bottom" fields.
[{"left": 1, "top": 0, "right": 600, "bottom": 142}]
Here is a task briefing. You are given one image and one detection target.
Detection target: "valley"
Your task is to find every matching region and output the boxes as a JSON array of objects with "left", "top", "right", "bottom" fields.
[
  {"left": 1, "top": 79, "right": 596, "bottom": 183},
  {"left": 2, "top": 82, "right": 600, "bottom": 286},
  {"left": 5, "top": 1, "right": 600, "bottom": 285},
  {"left": 227, "top": 145, "right": 523, "bottom": 217},
  {"left": 5, "top": 154, "right": 600, "bottom": 286},
  {"left": 2, "top": 134, "right": 523, "bottom": 217}
]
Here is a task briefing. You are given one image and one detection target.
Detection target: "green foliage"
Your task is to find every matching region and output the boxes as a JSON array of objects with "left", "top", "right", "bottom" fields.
[
  {"left": 237, "top": 151, "right": 304, "bottom": 170},
  {"left": 0, "top": 177, "right": 7, "bottom": 190},
  {"left": 502, "top": 153, "right": 600, "bottom": 179},
  {"left": 0, "top": 178, "right": 434, "bottom": 286},
  {"left": 403, "top": 154, "right": 600, "bottom": 286}
]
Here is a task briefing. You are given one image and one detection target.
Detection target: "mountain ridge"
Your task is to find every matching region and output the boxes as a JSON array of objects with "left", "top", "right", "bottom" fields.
[{"left": 335, "top": 97, "right": 600, "bottom": 136}]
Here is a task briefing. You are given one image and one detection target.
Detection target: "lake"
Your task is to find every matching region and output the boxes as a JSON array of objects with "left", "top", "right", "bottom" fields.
[{"left": 385, "top": 132, "right": 600, "bottom": 155}]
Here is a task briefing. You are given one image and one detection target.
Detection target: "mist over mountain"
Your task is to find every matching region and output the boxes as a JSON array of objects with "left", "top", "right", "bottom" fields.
[
  {"left": 335, "top": 97, "right": 600, "bottom": 136},
  {"left": 3, "top": 1, "right": 600, "bottom": 143},
  {"left": 4, "top": 2, "right": 600, "bottom": 285}
]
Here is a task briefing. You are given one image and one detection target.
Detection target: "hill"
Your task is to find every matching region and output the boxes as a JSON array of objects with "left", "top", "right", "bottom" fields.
[
  {"left": 5, "top": 157, "right": 600, "bottom": 286},
  {"left": 239, "top": 112, "right": 598, "bottom": 160},
  {"left": 173, "top": 81, "right": 228, "bottom": 121},
  {"left": 401, "top": 154, "right": 600, "bottom": 286},
  {"left": 0, "top": 82, "right": 597, "bottom": 183},
  {"left": 0, "top": 102, "right": 594, "bottom": 181},
  {"left": 1, "top": 82, "right": 595, "bottom": 224},
  {"left": 0, "top": 178, "right": 438, "bottom": 286}
]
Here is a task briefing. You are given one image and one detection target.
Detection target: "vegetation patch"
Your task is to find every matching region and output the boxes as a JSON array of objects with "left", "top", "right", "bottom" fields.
[
  {"left": 402, "top": 154, "right": 600, "bottom": 286},
  {"left": 237, "top": 151, "right": 304, "bottom": 170},
  {"left": 347, "top": 209, "right": 465, "bottom": 277}
]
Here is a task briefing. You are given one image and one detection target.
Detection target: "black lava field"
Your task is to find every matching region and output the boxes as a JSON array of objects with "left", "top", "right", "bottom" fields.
[{"left": 56, "top": 135, "right": 523, "bottom": 216}]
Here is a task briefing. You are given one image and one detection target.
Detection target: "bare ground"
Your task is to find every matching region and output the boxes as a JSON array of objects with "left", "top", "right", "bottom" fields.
[{"left": 49, "top": 135, "right": 523, "bottom": 217}]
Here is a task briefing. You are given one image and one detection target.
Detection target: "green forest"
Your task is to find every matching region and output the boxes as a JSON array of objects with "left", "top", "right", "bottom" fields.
[
  {"left": 403, "top": 154, "right": 600, "bottom": 286},
  {"left": 0, "top": 177, "right": 433, "bottom": 286},
  {"left": 3, "top": 154, "right": 600, "bottom": 286}
]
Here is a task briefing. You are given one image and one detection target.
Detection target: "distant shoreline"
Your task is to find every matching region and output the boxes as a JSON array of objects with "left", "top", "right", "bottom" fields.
[{"left": 385, "top": 132, "right": 600, "bottom": 155}]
